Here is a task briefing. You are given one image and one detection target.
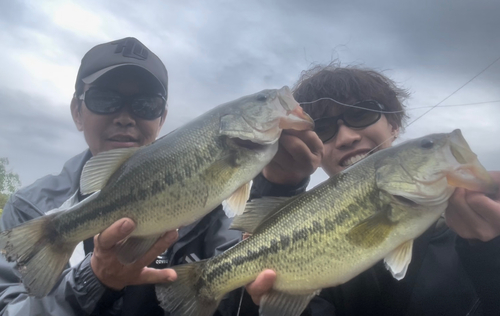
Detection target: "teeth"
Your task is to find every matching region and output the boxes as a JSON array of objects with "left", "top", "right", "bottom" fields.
[{"left": 342, "top": 153, "right": 368, "bottom": 167}]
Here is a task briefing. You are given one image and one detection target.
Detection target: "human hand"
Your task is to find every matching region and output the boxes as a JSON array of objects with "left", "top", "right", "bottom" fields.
[
  {"left": 262, "top": 130, "right": 323, "bottom": 186},
  {"left": 90, "top": 218, "right": 179, "bottom": 290},
  {"left": 245, "top": 269, "right": 276, "bottom": 305},
  {"left": 445, "top": 171, "right": 500, "bottom": 242}
]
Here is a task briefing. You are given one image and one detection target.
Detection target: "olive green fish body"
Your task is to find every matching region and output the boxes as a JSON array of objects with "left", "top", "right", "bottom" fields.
[
  {"left": 196, "top": 156, "right": 439, "bottom": 298},
  {"left": 0, "top": 86, "right": 314, "bottom": 297},
  {"left": 157, "top": 130, "right": 498, "bottom": 316},
  {"left": 53, "top": 113, "right": 271, "bottom": 241}
]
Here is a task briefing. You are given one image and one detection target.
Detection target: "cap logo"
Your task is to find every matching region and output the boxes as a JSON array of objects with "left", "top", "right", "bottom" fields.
[{"left": 111, "top": 38, "right": 149, "bottom": 60}]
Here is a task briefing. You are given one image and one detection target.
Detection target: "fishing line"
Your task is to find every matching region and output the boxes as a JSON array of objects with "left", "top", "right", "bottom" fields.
[
  {"left": 300, "top": 99, "right": 500, "bottom": 114},
  {"left": 372, "top": 55, "right": 500, "bottom": 154},
  {"left": 301, "top": 55, "right": 500, "bottom": 170},
  {"left": 236, "top": 286, "right": 245, "bottom": 316},
  {"left": 411, "top": 100, "right": 500, "bottom": 108},
  {"left": 405, "top": 55, "right": 500, "bottom": 129}
]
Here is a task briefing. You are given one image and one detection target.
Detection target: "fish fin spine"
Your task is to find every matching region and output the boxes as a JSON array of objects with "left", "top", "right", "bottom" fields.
[
  {"left": 156, "top": 260, "right": 219, "bottom": 316},
  {"left": 230, "top": 196, "right": 290, "bottom": 233},
  {"left": 80, "top": 147, "right": 139, "bottom": 195},
  {"left": 222, "top": 181, "right": 252, "bottom": 217},
  {"left": 260, "top": 289, "right": 320, "bottom": 316},
  {"left": 0, "top": 213, "right": 77, "bottom": 297},
  {"left": 384, "top": 240, "right": 413, "bottom": 280}
]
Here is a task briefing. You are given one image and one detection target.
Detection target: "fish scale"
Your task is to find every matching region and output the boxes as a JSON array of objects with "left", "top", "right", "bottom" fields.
[
  {"left": 53, "top": 109, "right": 258, "bottom": 239},
  {"left": 157, "top": 129, "right": 498, "bottom": 316},
  {"left": 201, "top": 161, "right": 381, "bottom": 297},
  {"left": 0, "top": 86, "right": 314, "bottom": 298}
]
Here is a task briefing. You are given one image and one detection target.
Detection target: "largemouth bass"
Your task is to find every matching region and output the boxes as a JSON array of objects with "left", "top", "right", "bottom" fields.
[
  {"left": 0, "top": 86, "right": 313, "bottom": 297},
  {"left": 156, "top": 129, "right": 498, "bottom": 316}
]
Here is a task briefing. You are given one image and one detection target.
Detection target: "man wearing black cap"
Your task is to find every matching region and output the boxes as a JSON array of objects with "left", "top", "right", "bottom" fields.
[{"left": 0, "top": 37, "right": 244, "bottom": 315}]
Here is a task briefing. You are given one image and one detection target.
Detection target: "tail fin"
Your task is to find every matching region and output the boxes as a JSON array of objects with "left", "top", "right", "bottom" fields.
[
  {"left": 0, "top": 214, "right": 77, "bottom": 297},
  {"left": 155, "top": 261, "right": 220, "bottom": 316}
]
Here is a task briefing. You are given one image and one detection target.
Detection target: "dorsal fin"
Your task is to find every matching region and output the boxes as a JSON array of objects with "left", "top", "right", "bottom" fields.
[
  {"left": 80, "top": 147, "right": 139, "bottom": 195},
  {"left": 230, "top": 196, "right": 290, "bottom": 233}
]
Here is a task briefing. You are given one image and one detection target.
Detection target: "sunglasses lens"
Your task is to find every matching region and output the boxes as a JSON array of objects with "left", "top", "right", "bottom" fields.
[
  {"left": 83, "top": 89, "right": 165, "bottom": 120},
  {"left": 130, "top": 96, "right": 165, "bottom": 120},
  {"left": 85, "top": 90, "right": 123, "bottom": 114},
  {"left": 343, "top": 101, "right": 382, "bottom": 128},
  {"left": 314, "top": 117, "right": 338, "bottom": 143}
]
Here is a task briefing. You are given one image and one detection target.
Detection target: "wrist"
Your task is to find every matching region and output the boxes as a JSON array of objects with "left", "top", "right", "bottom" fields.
[
  {"left": 73, "top": 254, "right": 110, "bottom": 312},
  {"left": 262, "top": 168, "right": 306, "bottom": 186},
  {"left": 90, "top": 253, "right": 126, "bottom": 291}
]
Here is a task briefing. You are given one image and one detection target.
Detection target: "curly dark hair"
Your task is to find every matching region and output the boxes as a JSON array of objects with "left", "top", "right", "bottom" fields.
[{"left": 293, "top": 62, "right": 410, "bottom": 130}]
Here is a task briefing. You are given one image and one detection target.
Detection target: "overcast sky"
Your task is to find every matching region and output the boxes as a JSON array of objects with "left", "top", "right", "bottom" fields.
[{"left": 1, "top": 0, "right": 499, "bottom": 190}]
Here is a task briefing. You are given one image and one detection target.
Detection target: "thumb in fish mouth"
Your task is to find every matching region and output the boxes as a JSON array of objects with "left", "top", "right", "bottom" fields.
[
  {"left": 278, "top": 106, "right": 314, "bottom": 131},
  {"left": 446, "top": 164, "right": 498, "bottom": 195},
  {"left": 447, "top": 130, "right": 498, "bottom": 194}
]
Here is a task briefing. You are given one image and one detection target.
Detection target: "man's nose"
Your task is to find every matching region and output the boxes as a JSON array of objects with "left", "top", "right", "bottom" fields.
[
  {"left": 113, "top": 106, "right": 136, "bottom": 127},
  {"left": 334, "top": 120, "right": 361, "bottom": 149}
]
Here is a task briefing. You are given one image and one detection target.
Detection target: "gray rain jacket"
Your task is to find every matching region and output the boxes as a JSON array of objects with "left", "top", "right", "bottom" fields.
[{"left": 0, "top": 150, "right": 242, "bottom": 316}]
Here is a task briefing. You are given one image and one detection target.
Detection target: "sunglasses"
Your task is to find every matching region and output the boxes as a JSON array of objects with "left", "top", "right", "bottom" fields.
[
  {"left": 313, "top": 100, "right": 385, "bottom": 143},
  {"left": 78, "top": 88, "right": 166, "bottom": 120}
]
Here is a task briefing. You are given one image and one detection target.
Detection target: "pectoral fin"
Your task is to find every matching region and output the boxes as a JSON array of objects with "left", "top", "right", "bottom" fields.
[
  {"left": 116, "top": 235, "right": 162, "bottom": 265},
  {"left": 230, "top": 197, "right": 290, "bottom": 233},
  {"left": 384, "top": 240, "right": 413, "bottom": 280},
  {"left": 346, "top": 210, "right": 394, "bottom": 248},
  {"left": 260, "top": 289, "right": 320, "bottom": 316},
  {"left": 222, "top": 182, "right": 252, "bottom": 217},
  {"left": 80, "top": 147, "right": 139, "bottom": 195}
]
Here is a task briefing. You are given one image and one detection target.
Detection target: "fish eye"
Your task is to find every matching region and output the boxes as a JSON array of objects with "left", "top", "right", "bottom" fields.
[
  {"left": 420, "top": 138, "right": 434, "bottom": 149},
  {"left": 256, "top": 94, "right": 267, "bottom": 101}
]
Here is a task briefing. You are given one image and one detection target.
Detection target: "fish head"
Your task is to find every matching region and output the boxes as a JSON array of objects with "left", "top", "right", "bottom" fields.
[
  {"left": 219, "top": 86, "right": 314, "bottom": 145},
  {"left": 375, "top": 129, "right": 497, "bottom": 208}
]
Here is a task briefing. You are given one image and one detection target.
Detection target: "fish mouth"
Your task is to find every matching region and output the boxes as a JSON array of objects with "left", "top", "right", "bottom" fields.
[
  {"left": 277, "top": 86, "right": 314, "bottom": 131},
  {"left": 231, "top": 138, "right": 268, "bottom": 151},
  {"left": 445, "top": 129, "right": 498, "bottom": 194}
]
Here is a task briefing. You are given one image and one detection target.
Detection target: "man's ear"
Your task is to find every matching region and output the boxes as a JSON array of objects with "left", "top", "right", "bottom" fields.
[
  {"left": 159, "top": 108, "right": 167, "bottom": 128},
  {"left": 391, "top": 124, "right": 400, "bottom": 139},
  {"left": 71, "top": 95, "right": 84, "bottom": 131},
  {"left": 152, "top": 108, "right": 168, "bottom": 139}
]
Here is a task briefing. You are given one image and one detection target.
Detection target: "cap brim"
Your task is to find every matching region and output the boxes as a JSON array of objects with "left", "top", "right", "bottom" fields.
[{"left": 82, "top": 64, "right": 166, "bottom": 94}]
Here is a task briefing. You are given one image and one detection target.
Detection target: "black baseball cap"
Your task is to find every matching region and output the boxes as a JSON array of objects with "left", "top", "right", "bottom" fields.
[{"left": 75, "top": 37, "right": 168, "bottom": 97}]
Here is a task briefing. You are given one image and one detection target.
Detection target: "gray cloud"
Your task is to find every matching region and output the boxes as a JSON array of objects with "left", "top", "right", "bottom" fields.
[
  {"left": 0, "top": 88, "right": 86, "bottom": 186},
  {"left": 1, "top": 0, "right": 499, "bottom": 188}
]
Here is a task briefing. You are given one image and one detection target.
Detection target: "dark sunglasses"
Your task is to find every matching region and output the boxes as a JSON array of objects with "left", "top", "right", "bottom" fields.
[
  {"left": 313, "top": 100, "right": 385, "bottom": 143},
  {"left": 78, "top": 88, "right": 166, "bottom": 120}
]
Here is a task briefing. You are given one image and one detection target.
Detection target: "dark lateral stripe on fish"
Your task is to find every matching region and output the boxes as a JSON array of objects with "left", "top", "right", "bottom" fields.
[
  {"left": 56, "top": 185, "right": 165, "bottom": 235},
  {"left": 204, "top": 217, "right": 345, "bottom": 284},
  {"left": 203, "top": 195, "right": 380, "bottom": 282}
]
